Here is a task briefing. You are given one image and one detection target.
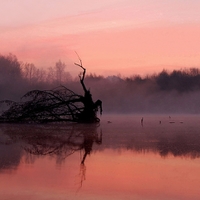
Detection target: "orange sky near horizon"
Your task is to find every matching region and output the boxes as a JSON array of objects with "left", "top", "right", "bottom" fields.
[{"left": 1, "top": 0, "right": 200, "bottom": 77}]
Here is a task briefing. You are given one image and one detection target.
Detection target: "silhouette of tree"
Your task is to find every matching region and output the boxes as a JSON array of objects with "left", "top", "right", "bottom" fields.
[
  {"left": 0, "top": 58, "right": 103, "bottom": 123},
  {"left": 74, "top": 56, "right": 102, "bottom": 122},
  {"left": 0, "top": 54, "right": 22, "bottom": 82},
  {"left": 22, "top": 62, "right": 46, "bottom": 84},
  {"left": 55, "top": 60, "right": 66, "bottom": 83},
  {"left": 155, "top": 70, "right": 170, "bottom": 90}
]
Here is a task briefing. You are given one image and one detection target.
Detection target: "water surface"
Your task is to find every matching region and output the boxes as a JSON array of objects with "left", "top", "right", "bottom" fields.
[{"left": 0, "top": 114, "right": 200, "bottom": 200}]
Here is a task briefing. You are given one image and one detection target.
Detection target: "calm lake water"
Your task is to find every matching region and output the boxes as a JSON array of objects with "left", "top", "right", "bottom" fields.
[{"left": 0, "top": 114, "right": 200, "bottom": 200}]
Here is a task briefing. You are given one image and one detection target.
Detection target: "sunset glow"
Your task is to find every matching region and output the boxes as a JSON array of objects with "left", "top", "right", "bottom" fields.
[{"left": 1, "top": 0, "right": 200, "bottom": 77}]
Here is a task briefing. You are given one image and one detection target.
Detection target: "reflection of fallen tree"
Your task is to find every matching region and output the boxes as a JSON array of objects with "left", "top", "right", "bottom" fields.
[
  {"left": 1, "top": 123, "right": 102, "bottom": 164},
  {"left": 0, "top": 123, "right": 102, "bottom": 189},
  {"left": 0, "top": 58, "right": 102, "bottom": 123}
]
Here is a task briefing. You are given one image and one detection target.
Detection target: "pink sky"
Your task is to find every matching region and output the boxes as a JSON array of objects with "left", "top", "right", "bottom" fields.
[{"left": 1, "top": 0, "right": 200, "bottom": 77}]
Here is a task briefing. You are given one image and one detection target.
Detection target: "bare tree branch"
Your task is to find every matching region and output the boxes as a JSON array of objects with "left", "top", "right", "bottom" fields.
[{"left": 0, "top": 56, "right": 102, "bottom": 123}]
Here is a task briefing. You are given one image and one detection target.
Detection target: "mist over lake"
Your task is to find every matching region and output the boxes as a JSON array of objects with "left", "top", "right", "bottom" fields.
[{"left": 1, "top": 54, "right": 200, "bottom": 114}]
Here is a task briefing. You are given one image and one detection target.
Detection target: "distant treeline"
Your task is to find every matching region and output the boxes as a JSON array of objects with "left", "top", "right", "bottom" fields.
[{"left": 1, "top": 53, "right": 200, "bottom": 113}]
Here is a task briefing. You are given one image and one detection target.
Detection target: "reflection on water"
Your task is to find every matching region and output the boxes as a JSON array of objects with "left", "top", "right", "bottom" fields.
[
  {"left": 0, "top": 123, "right": 102, "bottom": 166},
  {"left": 0, "top": 114, "right": 200, "bottom": 200},
  {"left": 102, "top": 114, "right": 200, "bottom": 159}
]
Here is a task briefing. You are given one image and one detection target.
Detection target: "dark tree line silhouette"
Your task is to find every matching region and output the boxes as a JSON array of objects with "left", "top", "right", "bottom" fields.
[
  {"left": 1, "top": 53, "right": 200, "bottom": 113},
  {"left": 1, "top": 54, "right": 200, "bottom": 92},
  {"left": 155, "top": 68, "right": 200, "bottom": 92}
]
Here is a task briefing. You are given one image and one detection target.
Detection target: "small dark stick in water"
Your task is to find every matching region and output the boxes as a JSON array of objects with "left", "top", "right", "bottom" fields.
[{"left": 141, "top": 117, "right": 143, "bottom": 126}]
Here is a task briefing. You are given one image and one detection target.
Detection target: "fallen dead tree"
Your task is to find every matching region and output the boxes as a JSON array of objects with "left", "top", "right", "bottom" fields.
[{"left": 0, "top": 59, "right": 102, "bottom": 123}]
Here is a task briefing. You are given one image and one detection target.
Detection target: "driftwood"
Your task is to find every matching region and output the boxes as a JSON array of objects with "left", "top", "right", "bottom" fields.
[{"left": 0, "top": 59, "right": 102, "bottom": 123}]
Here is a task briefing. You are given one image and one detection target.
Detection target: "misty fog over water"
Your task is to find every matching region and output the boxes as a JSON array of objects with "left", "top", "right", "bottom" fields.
[{"left": 1, "top": 53, "right": 200, "bottom": 114}]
